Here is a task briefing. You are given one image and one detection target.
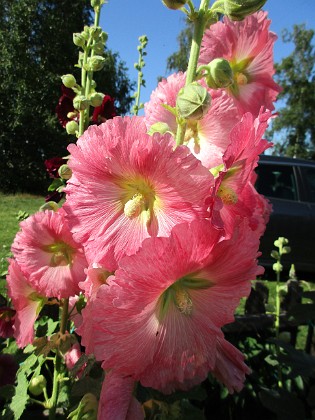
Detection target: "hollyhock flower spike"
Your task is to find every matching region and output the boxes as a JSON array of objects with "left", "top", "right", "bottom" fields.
[
  {"left": 199, "top": 11, "right": 281, "bottom": 116},
  {"left": 80, "top": 219, "right": 263, "bottom": 394},
  {"left": 11, "top": 208, "right": 87, "bottom": 299},
  {"left": 144, "top": 72, "right": 239, "bottom": 170},
  {"left": 64, "top": 116, "right": 214, "bottom": 265},
  {"left": 6, "top": 259, "right": 47, "bottom": 348}
]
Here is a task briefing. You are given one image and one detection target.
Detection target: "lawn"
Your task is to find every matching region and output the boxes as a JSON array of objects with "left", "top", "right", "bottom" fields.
[{"left": 0, "top": 192, "right": 45, "bottom": 274}]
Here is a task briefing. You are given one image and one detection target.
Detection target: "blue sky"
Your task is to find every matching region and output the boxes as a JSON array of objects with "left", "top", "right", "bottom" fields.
[{"left": 100, "top": 0, "right": 315, "bottom": 109}]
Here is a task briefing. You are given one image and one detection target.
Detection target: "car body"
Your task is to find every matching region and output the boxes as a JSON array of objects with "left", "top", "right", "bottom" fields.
[{"left": 255, "top": 155, "right": 315, "bottom": 276}]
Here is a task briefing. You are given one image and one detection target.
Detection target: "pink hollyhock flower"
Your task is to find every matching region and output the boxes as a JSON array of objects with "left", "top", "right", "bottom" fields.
[
  {"left": 64, "top": 342, "right": 86, "bottom": 378},
  {"left": 11, "top": 209, "right": 87, "bottom": 299},
  {"left": 209, "top": 110, "right": 272, "bottom": 235},
  {"left": 144, "top": 72, "right": 239, "bottom": 170},
  {"left": 98, "top": 370, "right": 144, "bottom": 420},
  {"left": 80, "top": 220, "right": 262, "bottom": 394},
  {"left": 64, "top": 116, "right": 214, "bottom": 264},
  {"left": 0, "top": 306, "right": 15, "bottom": 339},
  {"left": 56, "top": 85, "right": 78, "bottom": 128},
  {"left": 6, "top": 259, "right": 47, "bottom": 348},
  {"left": 92, "top": 95, "right": 117, "bottom": 125},
  {"left": 199, "top": 11, "right": 281, "bottom": 116}
]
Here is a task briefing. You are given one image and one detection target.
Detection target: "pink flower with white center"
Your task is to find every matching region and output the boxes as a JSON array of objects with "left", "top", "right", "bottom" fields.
[
  {"left": 209, "top": 110, "right": 272, "bottom": 236},
  {"left": 98, "top": 370, "right": 144, "bottom": 420},
  {"left": 6, "top": 259, "right": 47, "bottom": 348},
  {"left": 11, "top": 209, "right": 87, "bottom": 299},
  {"left": 80, "top": 219, "right": 262, "bottom": 394},
  {"left": 199, "top": 11, "right": 281, "bottom": 116},
  {"left": 64, "top": 116, "right": 214, "bottom": 265},
  {"left": 144, "top": 72, "right": 239, "bottom": 170}
]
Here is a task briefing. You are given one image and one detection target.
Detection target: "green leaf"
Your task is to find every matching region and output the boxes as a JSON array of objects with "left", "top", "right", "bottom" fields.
[
  {"left": 47, "top": 178, "right": 63, "bottom": 192},
  {"left": 9, "top": 371, "right": 29, "bottom": 420},
  {"left": 264, "top": 354, "right": 279, "bottom": 367}
]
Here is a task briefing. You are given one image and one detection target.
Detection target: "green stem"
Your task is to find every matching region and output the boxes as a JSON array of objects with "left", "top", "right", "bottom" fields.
[
  {"left": 48, "top": 298, "right": 69, "bottom": 420},
  {"left": 175, "top": 0, "right": 210, "bottom": 147},
  {"left": 275, "top": 265, "right": 283, "bottom": 388}
]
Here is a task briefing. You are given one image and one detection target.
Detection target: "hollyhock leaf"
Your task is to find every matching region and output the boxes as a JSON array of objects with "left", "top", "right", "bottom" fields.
[{"left": 9, "top": 371, "right": 29, "bottom": 420}]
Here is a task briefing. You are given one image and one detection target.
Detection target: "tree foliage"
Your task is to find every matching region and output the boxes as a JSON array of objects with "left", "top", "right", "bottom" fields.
[
  {"left": 268, "top": 24, "right": 315, "bottom": 159},
  {"left": 0, "top": 0, "right": 134, "bottom": 194},
  {"left": 166, "top": 20, "right": 193, "bottom": 73}
]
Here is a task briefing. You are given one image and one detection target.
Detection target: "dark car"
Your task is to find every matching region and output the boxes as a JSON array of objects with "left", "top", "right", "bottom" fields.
[{"left": 255, "top": 155, "right": 315, "bottom": 276}]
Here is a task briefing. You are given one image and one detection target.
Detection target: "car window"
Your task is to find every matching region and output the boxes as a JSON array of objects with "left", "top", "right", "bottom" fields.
[
  {"left": 255, "top": 164, "right": 298, "bottom": 201},
  {"left": 301, "top": 166, "right": 315, "bottom": 203}
]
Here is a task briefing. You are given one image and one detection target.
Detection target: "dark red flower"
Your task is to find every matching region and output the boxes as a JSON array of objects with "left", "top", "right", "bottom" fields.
[
  {"left": 56, "top": 85, "right": 78, "bottom": 128},
  {"left": 0, "top": 307, "right": 15, "bottom": 339},
  {"left": 45, "top": 190, "right": 64, "bottom": 203},
  {"left": 92, "top": 95, "right": 117, "bottom": 125},
  {"left": 44, "top": 157, "right": 66, "bottom": 179}
]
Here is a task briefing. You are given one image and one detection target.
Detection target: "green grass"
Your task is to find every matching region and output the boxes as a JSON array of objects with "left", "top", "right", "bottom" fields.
[{"left": 0, "top": 192, "right": 44, "bottom": 272}]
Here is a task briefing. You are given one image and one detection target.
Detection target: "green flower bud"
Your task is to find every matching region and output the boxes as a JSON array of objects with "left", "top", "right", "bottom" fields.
[
  {"left": 205, "top": 58, "right": 233, "bottom": 89},
  {"left": 91, "top": 0, "right": 103, "bottom": 7},
  {"left": 162, "top": 0, "right": 187, "bottom": 10},
  {"left": 89, "top": 26, "right": 103, "bottom": 40},
  {"left": 90, "top": 92, "right": 104, "bottom": 107},
  {"left": 39, "top": 201, "right": 59, "bottom": 212},
  {"left": 66, "top": 120, "right": 79, "bottom": 135},
  {"left": 273, "top": 261, "right": 283, "bottom": 273},
  {"left": 73, "top": 95, "right": 89, "bottom": 111},
  {"left": 85, "top": 55, "right": 106, "bottom": 72},
  {"left": 224, "top": 0, "right": 267, "bottom": 21},
  {"left": 93, "top": 41, "right": 105, "bottom": 55},
  {"left": 68, "top": 393, "right": 98, "bottom": 420},
  {"left": 100, "top": 32, "right": 108, "bottom": 44},
  {"left": 61, "top": 74, "right": 76, "bottom": 89},
  {"left": 73, "top": 33, "right": 86, "bottom": 47},
  {"left": 28, "top": 375, "right": 47, "bottom": 396},
  {"left": 58, "top": 164, "right": 72, "bottom": 180},
  {"left": 270, "top": 250, "right": 279, "bottom": 260},
  {"left": 176, "top": 82, "right": 211, "bottom": 120},
  {"left": 274, "top": 237, "right": 289, "bottom": 248}
]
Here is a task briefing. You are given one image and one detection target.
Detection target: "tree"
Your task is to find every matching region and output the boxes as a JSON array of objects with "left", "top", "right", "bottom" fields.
[
  {"left": 268, "top": 24, "right": 315, "bottom": 159},
  {"left": 166, "top": 20, "right": 193, "bottom": 73},
  {"left": 0, "top": 0, "right": 134, "bottom": 194}
]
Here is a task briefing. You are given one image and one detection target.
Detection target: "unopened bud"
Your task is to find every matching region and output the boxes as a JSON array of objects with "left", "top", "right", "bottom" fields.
[
  {"left": 90, "top": 92, "right": 104, "bottom": 107},
  {"left": 224, "top": 0, "right": 267, "bottom": 21},
  {"left": 58, "top": 164, "right": 72, "bottom": 180},
  {"left": 61, "top": 74, "right": 76, "bottom": 89},
  {"left": 89, "top": 26, "right": 103, "bottom": 40},
  {"left": 205, "top": 58, "right": 233, "bottom": 89},
  {"left": 85, "top": 56, "right": 106, "bottom": 72},
  {"left": 91, "top": 0, "right": 102, "bottom": 7},
  {"left": 28, "top": 375, "right": 47, "bottom": 396},
  {"left": 162, "top": 0, "right": 187, "bottom": 10},
  {"left": 176, "top": 82, "right": 211, "bottom": 120},
  {"left": 273, "top": 261, "right": 283, "bottom": 273},
  {"left": 73, "top": 95, "right": 89, "bottom": 111},
  {"left": 94, "top": 41, "right": 105, "bottom": 55},
  {"left": 73, "top": 33, "right": 86, "bottom": 48},
  {"left": 66, "top": 120, "right": 79, "bottom": 135},
  {"left": 39, "top": 202, "right": 59, "bottom": 212}
]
